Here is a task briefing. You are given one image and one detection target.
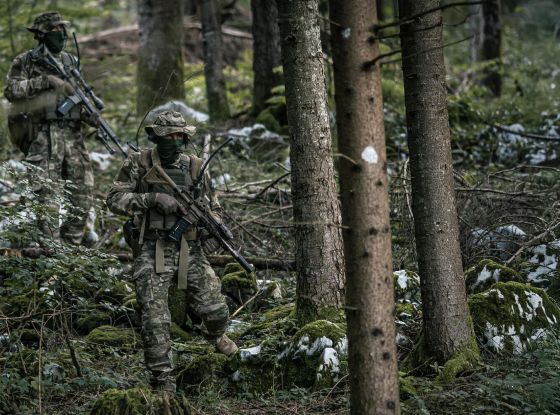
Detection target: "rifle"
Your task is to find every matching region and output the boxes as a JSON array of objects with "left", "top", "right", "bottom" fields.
[
  {"left": 151, "top": 164, "right": 254, "bottom": 274},
  {"left": 41, "top": 47, "right": 128, "bottom": 158}
]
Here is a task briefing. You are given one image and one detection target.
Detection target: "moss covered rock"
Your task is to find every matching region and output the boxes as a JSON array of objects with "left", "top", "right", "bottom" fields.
[
  {"left": 176, "top": 350, "right": 230, "bottom": 391},
  {"left": 168, "top": 285, "right": 188, "bottom": 327},
  {"left": 90, "top": 387, "right": 192, "bottom": 415},
  {"left": 221, "top": 265, "right": 257, "bottom": 306},
  {"left": 75, "top": 310, "right": 112, "bottom": 334},
  {"left": 85, "top": 325, "right": 140, "bottom": 348},
  {"left": 470, "top": 282, "right": 560, "bottom": 354},
  {"left": 465, "top": 259, "right": 522, "bottom": 293},
  {"left": 280, "top": 320, "right": 348, "bottom": 390},
  {"left": 524, "top": 241, "right": 560, "bottom": 287},
  {"left": 393, "top": 270, "right": 420, "bottom": 303}
]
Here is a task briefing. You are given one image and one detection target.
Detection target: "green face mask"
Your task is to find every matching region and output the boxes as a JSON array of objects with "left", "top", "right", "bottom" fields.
[
  {"left": 157, "top": 139, "right": 183, "bottom": 165},
  {"left": 44, "top": 30, "right": 67, "bottom": 53}
]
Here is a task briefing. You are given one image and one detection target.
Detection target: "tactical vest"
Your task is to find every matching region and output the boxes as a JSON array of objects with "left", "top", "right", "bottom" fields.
[
  {"left": 137, "top": 148, "right": 204, "bottom": 289},
  {"left": 138, "top": 148, "right": 203, "bottom": 236}
]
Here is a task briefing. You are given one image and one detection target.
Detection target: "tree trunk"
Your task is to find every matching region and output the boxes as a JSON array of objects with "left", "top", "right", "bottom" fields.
[
  {"left": 399, "top": 0, "right": 474, "bottom": 363},
  {"left": 330, "top": 0, "right": 400, "bottom": 413},
  {"left": 471, "top": 0, "right": 502, "bottom": 96},
  {"left": 137, "top": 0, "right": 185, "bottom": 116},
  {"left": 376, "top": 0, "right": 385, "bottom": 21},
  {"left": 200, "top": 0, "right": 230, "bottom": 122},
  {"left": 277, "top": 0, "right": 345, "bottom": 325},
  {"left": 250, "top": 0, "right": 282, "bottom": 114}
]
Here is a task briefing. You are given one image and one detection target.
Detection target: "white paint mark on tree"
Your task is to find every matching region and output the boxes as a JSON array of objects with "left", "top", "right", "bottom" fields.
[{"left": 361, "top": 146, "right": 378, "bottom": 164}]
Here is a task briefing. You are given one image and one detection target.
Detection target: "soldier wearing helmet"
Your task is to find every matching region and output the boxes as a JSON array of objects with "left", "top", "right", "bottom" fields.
[
  {"left": 106, "top": 110, "right": 238, "bottom": 394},
  {"left": 4, "top": 11, "right": 97, "bottom": 245}
]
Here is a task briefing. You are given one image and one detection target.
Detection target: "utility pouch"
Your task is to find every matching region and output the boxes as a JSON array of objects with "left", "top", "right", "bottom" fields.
[{"left": 168, "top": 217, "right": 193, "bottom": 243}]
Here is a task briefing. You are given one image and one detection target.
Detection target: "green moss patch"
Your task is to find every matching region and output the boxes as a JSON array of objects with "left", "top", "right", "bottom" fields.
[
  {"left": 465, "top": 259, "right": 522, "bottom": 293},
  {"left": 221, "top": 270, "right": 257, "bottom": 305},
  {"left": 90, "top": 387, "right": 193, "bottom": 415},
  {"left": 470, "top": 282, "right": 560, "bottom": 354},
  {"left": 75, "top": 310, "right": 112, "bottom": 334},
  {"left": 85, "top": 325, "right": 140, "bottom": 348}
]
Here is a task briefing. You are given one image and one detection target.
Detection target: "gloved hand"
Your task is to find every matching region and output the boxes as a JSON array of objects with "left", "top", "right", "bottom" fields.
[
  {"left": 47, "top": 75, "right": 74, "bottom": 95},
  {"left": 147, "top": 193, "right": 187, "bottom": 215}
]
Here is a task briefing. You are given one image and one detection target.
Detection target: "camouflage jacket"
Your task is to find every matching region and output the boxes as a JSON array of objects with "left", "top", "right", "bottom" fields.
[
  {"left": 4, "top": 47, "right": 86, "bottom": 123},
  {"left": 106, "top": 147, "right": 221, "bottom": 230},
  {"left": 4, "top": 47, "right": 77, "bottom": 101}
]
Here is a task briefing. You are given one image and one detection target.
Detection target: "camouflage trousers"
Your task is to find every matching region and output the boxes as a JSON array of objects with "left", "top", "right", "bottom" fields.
[
  {"left": 133, "top": 239, "right": 229, "bottom": 392},
  {"left": 25, "top": 122, "right": 94, "bottom": 245}
]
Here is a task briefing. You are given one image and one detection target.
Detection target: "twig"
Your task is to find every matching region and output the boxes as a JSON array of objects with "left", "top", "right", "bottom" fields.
[
  {"left": 379, "top": 35, "right": 473, "bottom": 66},
  {"left": 484, "top": 121, "right": 560, "bottom": 142},
  {"left": 373, "top": 0, "right": 489, "bottom": 31},
  {"left": 252, "top": 172, "right": 291, "bottom": 200},
  {"left": 505, "top": 221, "right": 560, "bottom": 265}
]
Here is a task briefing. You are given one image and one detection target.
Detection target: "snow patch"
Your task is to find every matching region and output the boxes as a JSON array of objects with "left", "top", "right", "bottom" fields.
[{"left": 240, "top": 344, "right": 262, "bottom": 362}]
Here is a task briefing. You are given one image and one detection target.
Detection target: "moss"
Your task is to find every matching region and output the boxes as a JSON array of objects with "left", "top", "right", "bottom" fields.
[
  {"left": 295, "top": 300, "right": 346, "bottom": 326},
  {"left": 177, "top": 351, "right": 230, "bottom": 390},
  {"left": 168, "top": 285, "right": 188, "bottom": 327},
  {"left": 465, "top": 259, "right": 522, "bottom": 293},
  {"left": 170, "top": 323, "right": 191, "bottom": 342},
  {"left": 396, "top": 303, "right": 416, "bottom": 318},
  {"left": 435, "top": 331, "right": 481, "bottom": 384},
  {"left": 221, "top": 270, "right": 257, "bottom": 305},
  {"left": 469, "top": 281, "right": 560, "bottom": 354},
  {"left": 223, "top": 263, "right": 244, "bottom": 276},
  {"left": 263, "top": 303, "right": 294, "bottom": 321},
  {"left": 90, "top": 387, "right": 192, "bottom": 415},
  {"left": 399, "top": 372, "right": 417, "bottom": 399},
  {"left": 85, "top": 325, "right": 140, "bottom": 348},
  {"left": 282, "top": 320, "right": 348, "bottom": 390},
  {"left": 75, "top": 310, "right": 111, "bottom": 334}
]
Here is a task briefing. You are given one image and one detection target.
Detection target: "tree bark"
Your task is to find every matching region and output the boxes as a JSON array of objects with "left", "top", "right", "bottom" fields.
[
  {"left": 200, "top": 0, "right": 230, "bottom": 122},
  {"left": 399, "top": 0, "right": 474, "bottom": 363},
  {"left": 471, "top": 0, "right": 502, "bottom": 96},
  {"left": 137, "top": 0, "right": 185, "bottom": 116},
  {"left": 277, "top": 0, "right": 345, "bottom": 325},
  {"left": 330, "top": 0, "right": 400, "bottom": 413},
  {"left": 250, "top": 0, "right": 282, "bottom": 114}
]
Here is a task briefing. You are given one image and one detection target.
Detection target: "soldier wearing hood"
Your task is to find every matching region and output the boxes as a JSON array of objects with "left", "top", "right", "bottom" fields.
[
  {"left": 4, "top": 11, "right": 97, "bottom": 245},
  {"left": 106, "top": 110, "right": 238, "bottom": 394}
]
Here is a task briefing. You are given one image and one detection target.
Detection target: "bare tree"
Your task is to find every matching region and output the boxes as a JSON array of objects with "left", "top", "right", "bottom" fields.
[
  {"left": 399, "top": 0, "right": 479, "bottom": 367},
  {"left": 330, "top": 0, "right": 400, "bottom": 412},
  {"left": 137, "top": 0, "right": 185, "bottom": 116},
  {"left": 200, "top": 0, "right": 230, "bottom": 121},
  {"left": 471, "top": 0, "right": 502, "bottom": 95},
  {"left": 277, "top": 0, "right": 345, "bottom": 325},
  {"left": 250, "top": 0, "right": 282, "bottom": 114}
]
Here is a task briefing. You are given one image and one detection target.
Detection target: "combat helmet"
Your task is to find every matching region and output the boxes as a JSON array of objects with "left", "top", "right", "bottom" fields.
[
  {"left": 145, "top": 111, "right": 197, "bottom": 142},
  {"left": 27, "top": 11, "right": 69, "bottom": 34}
]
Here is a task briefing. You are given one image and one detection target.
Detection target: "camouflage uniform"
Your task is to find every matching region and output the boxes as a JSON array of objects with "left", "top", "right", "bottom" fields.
[
  {"left": 3, "top": 11, "right": 94, "bottom": 244},
  {"left": 106, "top": 111, "right": 232, "bottom": 392}
]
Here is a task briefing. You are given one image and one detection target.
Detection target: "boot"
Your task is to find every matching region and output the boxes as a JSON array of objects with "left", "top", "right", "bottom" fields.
[{"left": 215, "top": 334, "right": 239, "bottom": 356}]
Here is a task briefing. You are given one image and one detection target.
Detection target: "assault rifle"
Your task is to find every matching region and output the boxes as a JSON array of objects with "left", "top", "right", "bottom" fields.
[
  {"left": 42, "top": 47, "right": 128, "bottom": 157},
  {"left": 152, "top": 164, "right": 254, "bottom": 274}
]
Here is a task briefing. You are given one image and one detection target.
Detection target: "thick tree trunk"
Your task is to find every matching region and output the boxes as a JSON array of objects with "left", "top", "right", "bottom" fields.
[
  {"left": 376, "top": 0, "right": 385, "bottom": 21},
  {"left": 200, "top": 0, "right": 230, "bottom": 122},
  {"left": 399, "top": 0, "right": 474, "bottom": 363},
  {"left": 277, "top": 0, "right": 345, "bottom": 325},
  {"left": 330, "top": 0, "right": 400, "bottom": 413},
  {"left": 250, "top": 0, "right": 282, "bottom": 114},
  {"left": 471, "top": 0, "right": 502, "bottom": 95},
  {"left": 137, "top": 0, "right": 185, "bottom": 116}
]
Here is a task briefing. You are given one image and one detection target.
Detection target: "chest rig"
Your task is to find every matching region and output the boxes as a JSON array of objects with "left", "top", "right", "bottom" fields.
[{"left": 138, "top": 148, "right": 204, "bottom": 290}]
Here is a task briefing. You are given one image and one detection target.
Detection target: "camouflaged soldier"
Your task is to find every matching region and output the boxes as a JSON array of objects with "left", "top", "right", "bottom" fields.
[
  {"left": 4, "top": 11, "right": 96, "bottom": 245},
  {"left": 106, "top": 111, "right": 238, "bottom": 393}
]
